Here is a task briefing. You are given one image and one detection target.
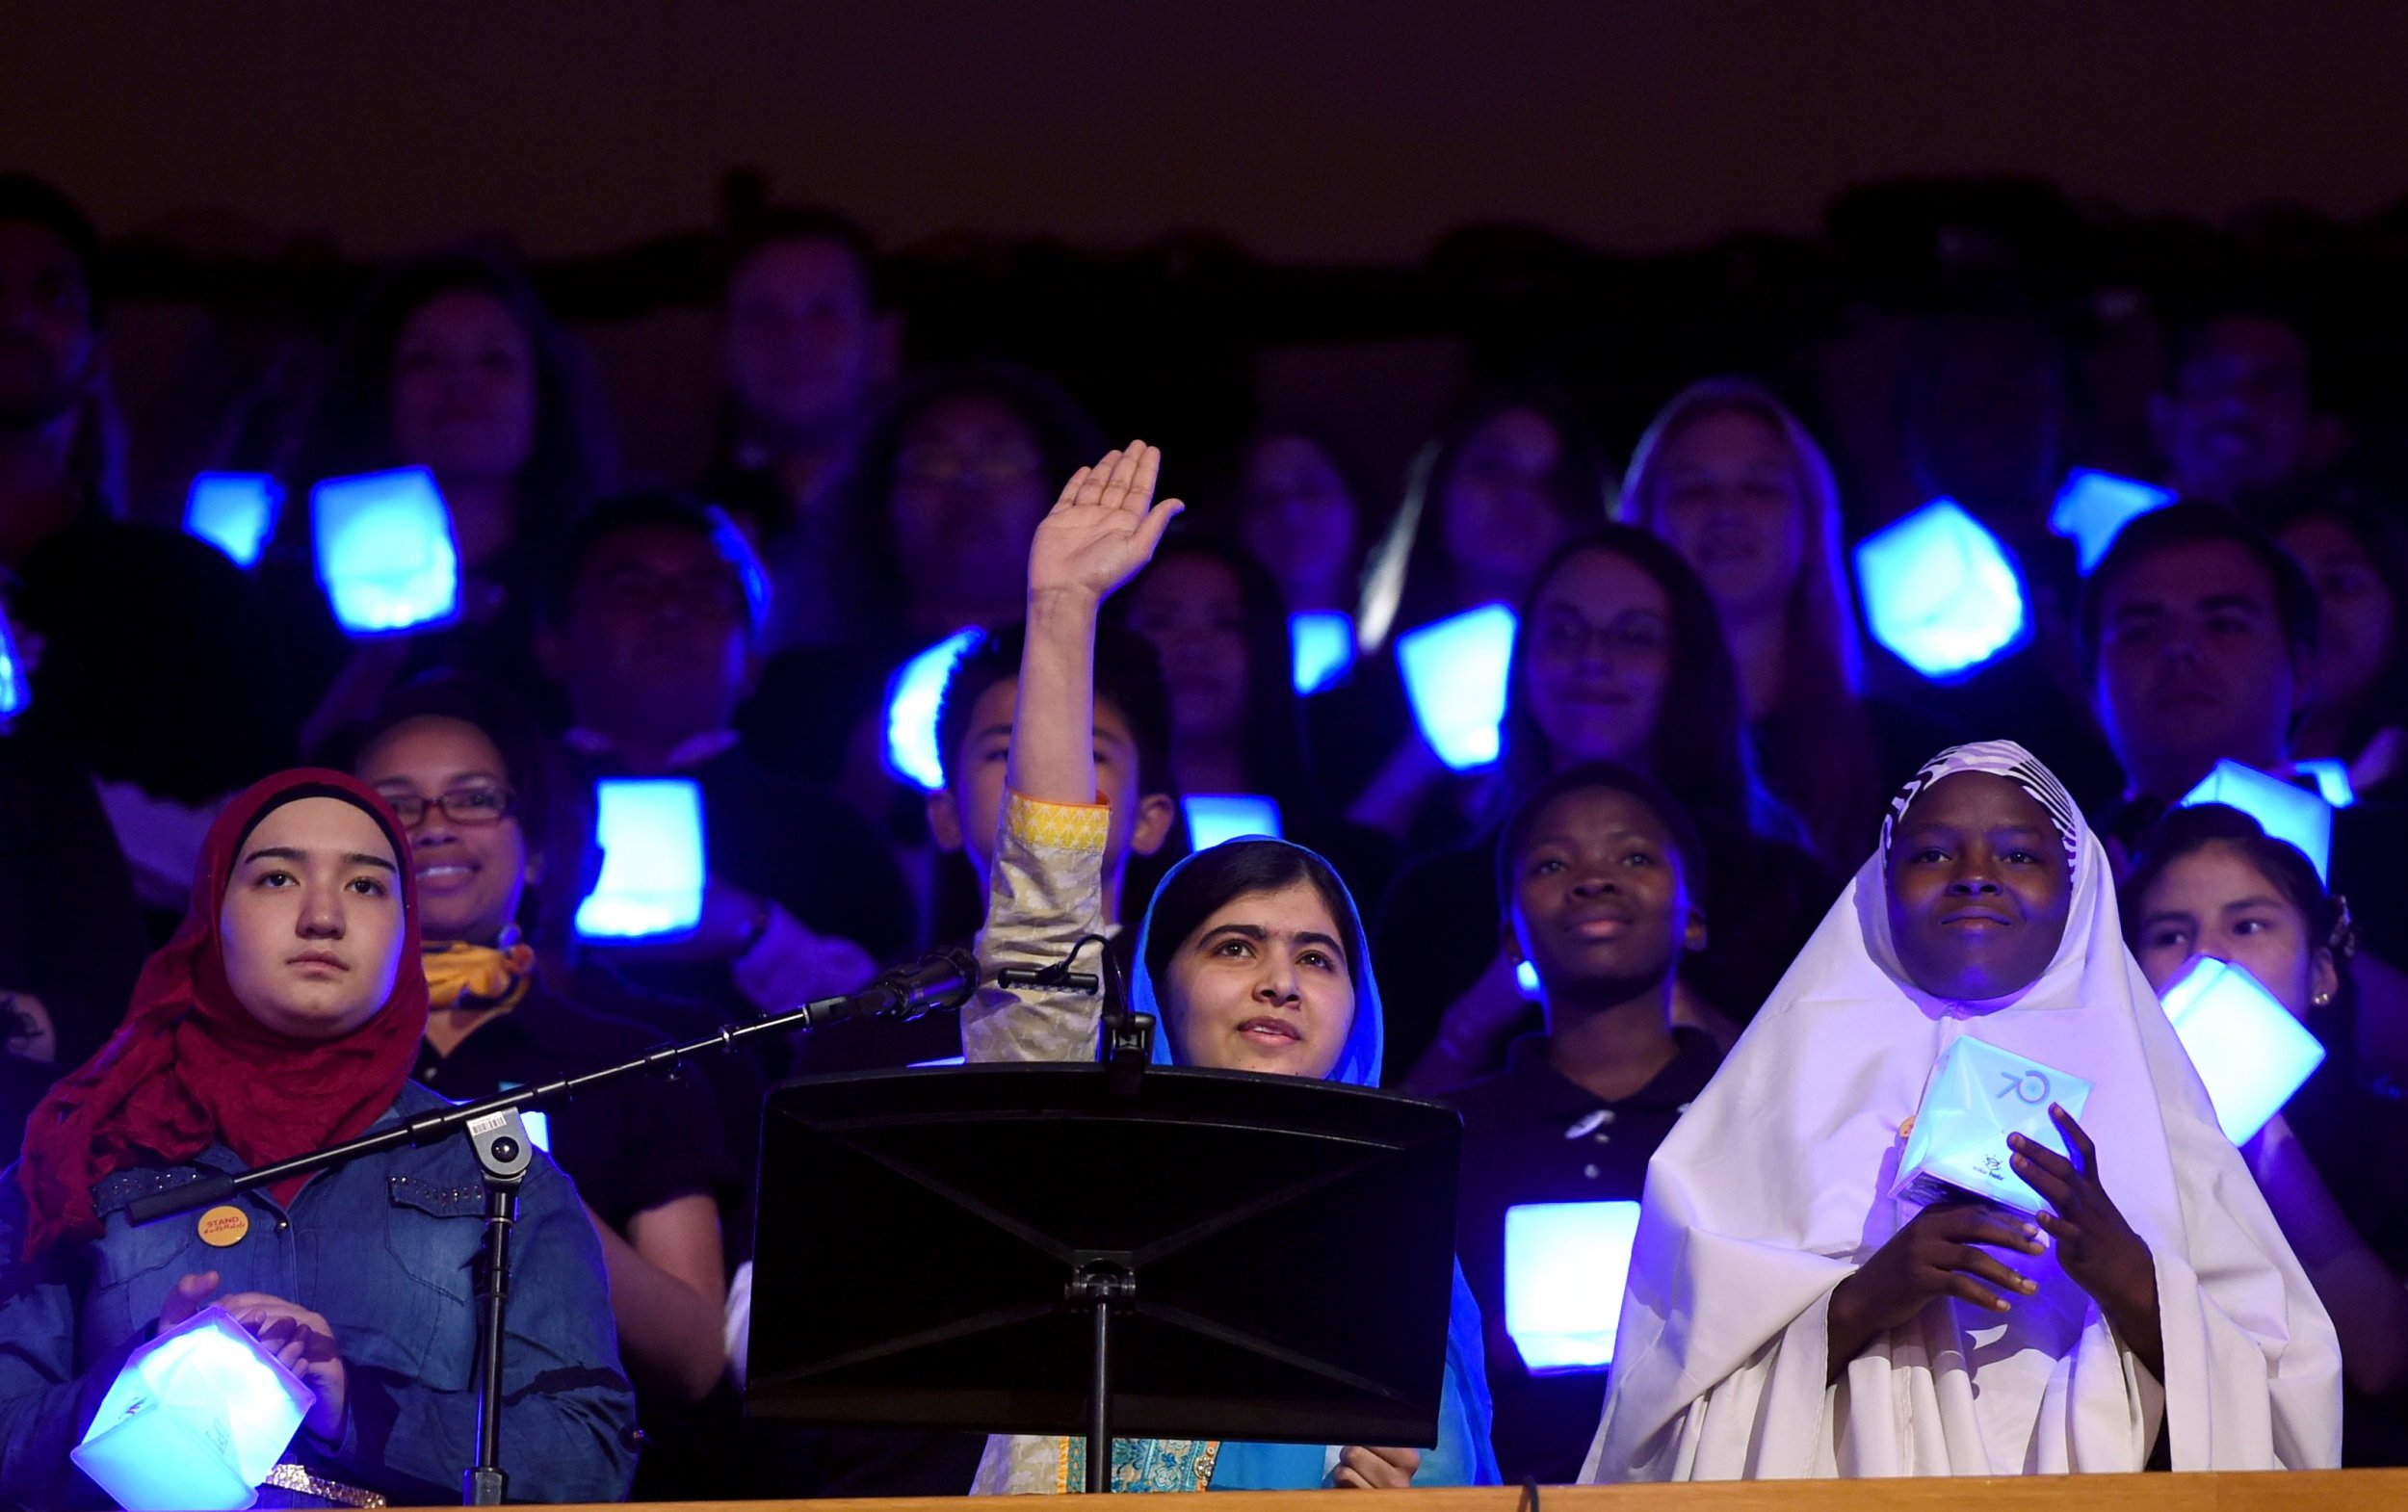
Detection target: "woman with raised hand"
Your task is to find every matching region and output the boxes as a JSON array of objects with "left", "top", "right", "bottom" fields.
[
  {"left": 962, "top": 444, "right": 1496, "bottom": 1493},
  {"left": 0, "top": 769, "right": 634, "bottom": 1506}
]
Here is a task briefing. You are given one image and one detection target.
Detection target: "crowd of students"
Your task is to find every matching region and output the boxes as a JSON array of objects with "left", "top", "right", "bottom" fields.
[{"left": 0, "top": 168, "right": 2403, "bottom": 1501}]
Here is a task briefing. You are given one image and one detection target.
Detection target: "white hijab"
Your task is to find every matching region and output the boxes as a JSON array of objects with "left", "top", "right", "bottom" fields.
[{"left": 1584, "top": 742, "right": 2340, "bottom": 1480}]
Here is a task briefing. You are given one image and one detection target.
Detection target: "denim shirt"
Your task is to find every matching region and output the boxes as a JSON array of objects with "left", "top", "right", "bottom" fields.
[{"left": 0, "top": 1082, "right": 637, "bottom": 1507}]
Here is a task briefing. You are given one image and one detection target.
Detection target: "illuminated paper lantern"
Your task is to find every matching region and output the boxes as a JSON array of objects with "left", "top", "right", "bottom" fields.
[
  {"left": 183, "top": 473, "right": 282, "bottom": 569},
  {"left": 2292, "top": 758, "right": 2356, "bottom": 810},
  {"left": 2179, "top": 759, "right": 2334, "bottom": 883},
  {"left": 883, "top": 629, "right": 983, "bottom": 793},
  {"left": 2049, "top": 469, "right": 2173, "bottom": 574},
  {"left": 72, "top": 1305, "right": 315, "bottom": 1511},
  {"left": 574, "top": 778, "right": 708, "bottom": 940},
  {"left": 1397, "top": 603, "right": 1517, "bottom": 771},
  {"left": 1894, "top": 1036, "right": 2093, "bottom": 1217},
  {"left": 1183, "top": 794, "right": 1284, "bottom": 849},
  {"left": 1504, "top": 1201, "right": 1641, "bottom": 1372},
  {"left": 310, "top": 467, "right": 460, "bottom": 635},
  {"left": 0, "top": 606, "right": 26, "bottom": 725},
  {"left": 2159, "top": 955, "right": 2326, "bottom": 1145},
  {"left": 1290, "top": 610, "right": 1356, "bottom": 695},
  {"left": 1853, "top": 500, "right": 2028, "bottom": 681}
]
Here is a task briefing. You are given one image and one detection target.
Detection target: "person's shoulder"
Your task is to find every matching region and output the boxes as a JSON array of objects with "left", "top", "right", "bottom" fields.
[{"left": 513, "top": 979, "right": 677, "bottom": 1061}]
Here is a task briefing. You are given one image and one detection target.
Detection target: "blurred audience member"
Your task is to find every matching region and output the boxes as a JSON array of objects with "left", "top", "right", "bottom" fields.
[
  {"left": 2150, "top": 306, "right": 2344, "bottom": 508},
  {"left": 2261, "top": 483, "right": 2406, "bottom": 798},
  {"left": 1231, "top": 423, "right": 1377, "bottom": 618}
]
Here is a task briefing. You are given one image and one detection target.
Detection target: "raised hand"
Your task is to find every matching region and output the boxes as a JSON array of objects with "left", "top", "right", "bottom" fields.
[{"left": 1027, "top": 443, "right": 1184, "bottom": 607}]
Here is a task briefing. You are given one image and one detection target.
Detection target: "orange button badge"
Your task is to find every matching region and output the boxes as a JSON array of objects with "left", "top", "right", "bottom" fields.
[{"left": 196, "top": 1205, "right": 249, "bottom": 1248}]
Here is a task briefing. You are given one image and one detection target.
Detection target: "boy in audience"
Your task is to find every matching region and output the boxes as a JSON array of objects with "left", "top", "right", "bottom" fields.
[
  {"left": 1446, "top": 762, "right": 1721, "bottom": 1484},
  {"left": 2148, "top": 306, "right": 2343, "bottom": 507}
]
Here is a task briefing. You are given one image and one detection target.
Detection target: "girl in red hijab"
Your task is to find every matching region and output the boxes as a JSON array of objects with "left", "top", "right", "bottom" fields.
[{"left": 0, "top": 769, "right": 636, "bottom": 1507}]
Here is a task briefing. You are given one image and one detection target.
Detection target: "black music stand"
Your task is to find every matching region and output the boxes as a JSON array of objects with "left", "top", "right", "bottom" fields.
[{"left": 744, "top": 1063, "right": 1463, "bottom": 1492}]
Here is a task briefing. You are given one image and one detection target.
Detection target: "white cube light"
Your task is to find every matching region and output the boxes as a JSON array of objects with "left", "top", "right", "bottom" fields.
[
  {"left": 1504, "top": 1200, "right": 1642, "bottom": 1373},
  {"left": 2048, "top": 469, "right": 2174, "bottom": 574},
  {"left": 2159, "top": 955, "right": 2327, "bottom": 1145},
  {"left": 883, "top": 628, "right": 983, "bottom": 793},
  {"left": 0, "top": 605, "right": 26, "bottom": 726},
  {"left": 183, "top": 472, "right": 283, "bottom": 569},
  {"left": 310, "top": 467, "right": 461, "bottom": 635},
  {"left": 1397, "top": 603, "right": 1518, "bottom": 771},
  {"left": 1853, "top": 499, "right": 2028, "bottom": 681},
  {"left": 574, "top": 778, "right": 708, "bottom": 941},
  {"left": 2178, "top": 760, "right": 2336, "bottom": 884},
  {"left": 73, "top": 1306, "right": 315, "bottom": 1511},
  {"left": 1290, "top": 610, "right": 1356, "bottom": 696},
  {"left": 1183, "top": 794, "right": 1285, "bottom": 850}
]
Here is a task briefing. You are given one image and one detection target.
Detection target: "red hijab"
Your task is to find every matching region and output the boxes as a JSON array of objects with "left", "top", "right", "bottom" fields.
[{"left": 16, "top": 769, "right": 431, "bottom": 1259}]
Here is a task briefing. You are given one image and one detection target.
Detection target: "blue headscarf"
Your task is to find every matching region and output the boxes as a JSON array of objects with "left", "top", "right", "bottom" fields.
[{"left": 1117, "top": 839, "right": 1498, "bottom": 1491}]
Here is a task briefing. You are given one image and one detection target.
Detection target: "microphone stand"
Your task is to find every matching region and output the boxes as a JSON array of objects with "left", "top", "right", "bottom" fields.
[{"left": 121, "top": 947, "right": 1012, "bottom": 1506}]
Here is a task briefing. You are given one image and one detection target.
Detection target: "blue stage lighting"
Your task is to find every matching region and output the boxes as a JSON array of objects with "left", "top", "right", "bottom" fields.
[
  {"left": 73, "top": 1305, "right": 314, "bottom": 1510},
  {"left": 2158, "top": 955, "right": 2326, "bottom": 1145},
  {"left": 2049, "top": 470, "right": 2174, "bottom": 574},
  {"left": 575, "top": 778, "right": 708, "bottom": 940},
  {"left": 884, "top": 629, "right": 983, "bottom": 793},
  {"left": 183, "top": 473, "right": 282, "bottom": 569},
  {"left": 1504, "top": 1201, "right": 1642, "bottom": 1372},
  {"left": 1397, "top": 603, "right": 1518, "bottom": 770},
  {"left": 1852, "top": 500, "right": 2028, "bottom": 681},
  {"left": 1183, "top": 794, "right": 1284, "bottom": 849},
  {"left": 1290, "top": 610, "right": 1355, "bottom": 695},
  {"left": 310, "top": 467, "right": 460, "bottom": 635},
  {"left": 2179, "top": 760, "right": 2334, "bottom": 883}
]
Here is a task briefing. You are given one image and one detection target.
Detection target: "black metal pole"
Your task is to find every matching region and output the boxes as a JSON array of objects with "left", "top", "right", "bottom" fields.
[
  {"left": 466, "top": 1181, "right": 519, "bottom": 1504},
  {"left": 1086, "top": 1291, "right": 1112, "bottom": 1494}
]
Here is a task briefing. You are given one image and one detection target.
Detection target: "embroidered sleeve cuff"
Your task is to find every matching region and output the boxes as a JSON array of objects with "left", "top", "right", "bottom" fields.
[{"left": 1005, "top": 790, "right": 1111, "bottom": 853}]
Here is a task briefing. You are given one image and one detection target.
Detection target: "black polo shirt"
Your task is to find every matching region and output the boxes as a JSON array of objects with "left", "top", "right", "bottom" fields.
[
  {"left": 413, "top": 979, "right": 737, "bottom": 1234},
  {"left": 1445, "top": 1028, "right": 1722, "bottom": 1484}
]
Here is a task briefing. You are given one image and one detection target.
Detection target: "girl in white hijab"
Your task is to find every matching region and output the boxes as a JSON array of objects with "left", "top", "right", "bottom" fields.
[{"left": 1584, "top": 741, "right": 2341, "bottom": 1479}]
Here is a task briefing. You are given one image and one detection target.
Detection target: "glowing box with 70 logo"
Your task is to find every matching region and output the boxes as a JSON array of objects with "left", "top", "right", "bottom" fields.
[{"left": 1893, "top": 1036, "right": 2094, "bottom": 1217}]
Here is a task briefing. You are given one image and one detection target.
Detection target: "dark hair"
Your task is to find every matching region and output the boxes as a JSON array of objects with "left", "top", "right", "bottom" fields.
[
  {"left": 2079, "top": 501, "right": 2319, "bottom": 674},
  {"left": 839, "top": 362, "right": 1103, "bottom": 622},
  {"left": 1502, "top": 525, "right": 1760, "bottom": 835},
  {"left": 0, "top": 174, "right": 103, "bottom": 318},
  {"left": 933, "top": 621, "right": 1175, "bottom": 800},
  {"left": 717, "top": 204, "right": 883, "bottom": 309},
  {"left": 1356, "top": 388, "right": 1612, "bottom": 651},
  {"left": 2254, "top": 481, "right": 2408, "bottom": 756},
  {"left": 539, "top": 484, "right": 767, "bottom": 636},
  {"left": 283, "top": 248, "right": 609, "bottom": 560},
  {"left": 2121, "top": 801, "right": 2355, "bottom": 968},
  {"left": 1495, "top": 760, "right": 1708, "bottom": 916},
  {"left": 1141, "top": 840, "right": 1363, "bottom": 998},
  {"left": 1104, "top": 531, "right": 1323, "bottom": 814}
]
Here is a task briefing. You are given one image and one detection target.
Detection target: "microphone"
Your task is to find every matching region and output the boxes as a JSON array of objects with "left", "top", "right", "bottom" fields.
[{"left": 793, "top": 945, "right": 982, "bottom": 1030}]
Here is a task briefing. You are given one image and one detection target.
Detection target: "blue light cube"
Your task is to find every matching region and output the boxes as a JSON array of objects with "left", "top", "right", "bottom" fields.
[
  {"left": 1183, "top": 794, "right": 1285, "bottom": 849},
  {"left": 1397, "top": 602, "right": 1518, "bottom": 770},
  {"left": 575, "top": 778, "right": 708, "bottom": 940},
  {"left": 2049, "top": 470, "right": 2174, "bottom": 574},
  {"left": 183, "top": 472, "right": 282, "bottom": 569},
  {"left": 0, "top": 607, "right": 26, "bottom": 726},
  {"left": 2159, "top": 955, "right": 2327, "bottom": 1145},
  {"left": 884, "top": 629, "right": 983, "bottom": 793},
  {"left": 73, "top": 1305, "right": 314, "bottom": 1510},
  {"left": 1504, "top": 1200, "right": 1642, "bottom": 1373},
  {"left": 310, "top": 467, "right": 460, "bottom": 635},
  {"left": 1515, "top": 958, "right": 1542, "bottom": 999},
  {"left": 2178, "top": 760, "right": 2335, "bottom": 883},
  {"left": 1852, "top": 499, "right": 2028, "bottom": 681},
  {"left": 1290, "top": 610, "right": 1356, "bottom": 695},
  {"left": 2293, "top": 758, "right": 2357, "bottom": 810},
  {"left": 1894, "top": 1036, "right": 2093, "bottom": 1217}
]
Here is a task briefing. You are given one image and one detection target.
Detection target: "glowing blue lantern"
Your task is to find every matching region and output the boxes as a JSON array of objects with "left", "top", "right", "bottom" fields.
[
  {"left": 2179, "top": 760, "right": 2335, "bottom": 884},
  {"left": 2293, "top": 758, "right": 2357, "bottom": 810},
  {"left": 1504, "top": 1200, "right": 1642, "bottom": 1373},
  {"left": 1852, "top": 500, "right": 2028, "bottom": 681},
  {"left": 884, "top": 629, "right": 983, "bottom": 793},
  {"left": 575, "top": 778, "right": 708, "bottom": 940},
  {"left": 2048, "top": 470, "right": 2174, "bottom": 574},
  {"left": 1515, "top": 959, "right": 1541, "bottom": 999},
  {"left": 183, "top": 472, "right": 282, "bottom": 569},
  {"left": 909, "top": 1055, "right": 968, "bottom": 1068},
  {"left": 2159, "top": 955, "right": 2326, "bottom": 1145},
  {"left": 310, "top": 467, "right": 460, "bottom": 635},
  {"left": 73, "top": 1305, "right": 315, "bottom": 1510},
  {"left": 1183, "top": 794, "right": 1284, "bottom": 849},
  {"left": 1397, "top": 603, "right": 1518, "bottom": 770},
  {"left": 0, "top": 606, "right": 27, "bottom": 727},
  {"left": 1290, "top": 610, "right": 1356, "bottom": 695}
]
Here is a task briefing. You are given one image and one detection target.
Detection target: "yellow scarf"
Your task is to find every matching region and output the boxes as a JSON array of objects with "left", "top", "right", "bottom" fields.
[{"left": 421, "top": 940, "right": 537, "bottom": 1013}]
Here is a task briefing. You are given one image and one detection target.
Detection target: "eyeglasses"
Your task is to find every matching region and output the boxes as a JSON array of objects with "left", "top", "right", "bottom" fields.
[{"left": 381, "top": 787, "right": 518, "bottom": 827}]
